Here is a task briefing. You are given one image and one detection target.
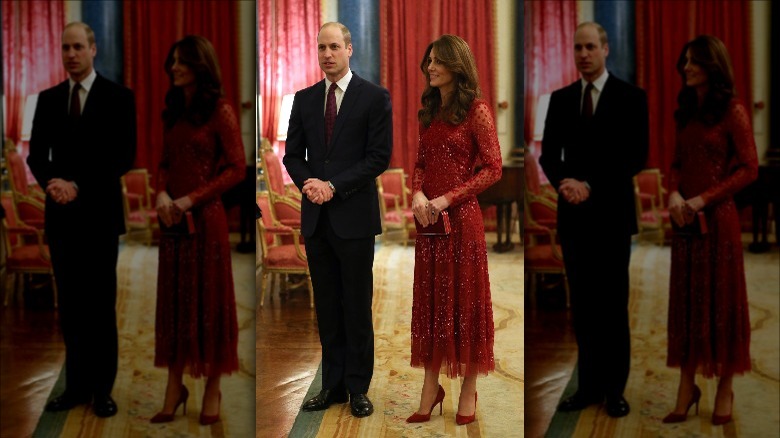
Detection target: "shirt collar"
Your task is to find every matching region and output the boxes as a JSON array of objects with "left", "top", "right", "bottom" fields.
[
  {"left": 581, "top": 69, "right": 609, "bottom": 92},
  {"left": 326, "top": 69, "right": 353, "bottom": 93},
  {"left": 70, "top": 69, "right": 97, "bottom": 92}
]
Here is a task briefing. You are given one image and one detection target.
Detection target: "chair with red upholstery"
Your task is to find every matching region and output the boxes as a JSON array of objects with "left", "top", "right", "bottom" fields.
[
  {"left": 259, "top": 138, "right": 302, "bottom": 230},
  {"left": 4, "top": 138, "right": 45, "bottom": 230},
  {"left": 634, "top": 168, "right": 670, "bottom": 245},
  {"left": 376, "top": 168, "right": 416, "bottom": 246},
  {"left": 256, "top": 191, "right": 313, "bottom": 308},
  {"left": 524, "top": 193, "right": 569, "bottom": 308},
  {"left": 1, "top": 195, "right": 56, "bottom": 307},
  {"left": 121, "top": 168, "right": 159, "bottom": 246},
  {"left": 524, "top": 146, "right": 558, "bottom": 201}
]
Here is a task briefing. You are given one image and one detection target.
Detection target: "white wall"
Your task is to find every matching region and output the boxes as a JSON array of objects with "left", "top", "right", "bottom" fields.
[
  {"left": 239, "top": 0, "right": 257, "bottom": 164},
  {"left": 65, "top": 1, "right": 81, "bottom": 22},
  {"left": 751, "top": 0, "right": 770, "bottom": 164},
  {"left": 495, "top": 0, "right": 516, "bottom": 160}
]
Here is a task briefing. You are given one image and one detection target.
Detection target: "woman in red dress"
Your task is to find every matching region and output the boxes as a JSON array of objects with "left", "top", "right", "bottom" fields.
[
  {"left": 406, "top": 34, "right": 502, "bottom": 426},
  {"left": 664, "top": 35, "right": 757, "bottom": 425},
  {"left": 150, "top": 35, "right": 245, "bottom": 425}
]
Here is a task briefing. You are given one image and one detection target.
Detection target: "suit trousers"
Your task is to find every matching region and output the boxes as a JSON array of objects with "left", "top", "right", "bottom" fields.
[
  {"left": 560, "top": 227, "right": 632, "bottom": 398},
  {"left": 49, "top": 229, "right": 119, "bottom": 398},
  {"left": 305, "top": 209, "right": 375, "bottom": 395}
]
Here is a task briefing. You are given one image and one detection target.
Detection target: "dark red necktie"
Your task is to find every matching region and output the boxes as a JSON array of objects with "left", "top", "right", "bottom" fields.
[
  {"left": 324, "top": 82, "right": 337, "bottom": 145},
  {"left": 582, "top": 82, "right": 593, "bottom": 119},
  {"left": 70, "top": 82, "right": 82, "bottom": 120}
]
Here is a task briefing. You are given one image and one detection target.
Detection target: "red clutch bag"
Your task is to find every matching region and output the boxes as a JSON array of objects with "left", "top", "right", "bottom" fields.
[
  {"left": 415, "top": 210, "right": 451, "bottom": 236},
  {"left": 160, "top": 211, "right": 196, "bottom": 237},
  {"left": 672, "top": 211, "right": 708, "bottom": 236}
]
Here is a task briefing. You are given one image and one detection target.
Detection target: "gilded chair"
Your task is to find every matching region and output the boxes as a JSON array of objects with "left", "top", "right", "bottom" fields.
[
  {"left": 258, "top": 138, "right": 302, "bottom": 230},
  {"left": 524, "top": 193, "right": 569, "bottom": 308},
  {"left": 1, "top": 195, "right": 57, "bottom": 307},
  {"left": 634, "top": 168, "right": 670, "bottom": 245},
  {"left": 256, "top": 191, "right": 313, "bottom": 308},
  {"left": 4, "top": 138, "right": 45, "bottom": 229},
  {"left": 121, "top": 169, "right": 158, "bottom": 246},
  {"left": 376, "top": 168, "right": 416, "bottom": 246}
]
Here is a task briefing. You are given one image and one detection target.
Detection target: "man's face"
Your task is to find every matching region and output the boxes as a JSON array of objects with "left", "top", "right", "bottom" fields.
[
  {"left": 574, "top": 25, "right": 608, "bottom": 81},
  {"left": 318, "top": 25, "right": 352, "bottom": 82},
  {"left": 61, "top": 26, "right": 96, "bottom": 81}
]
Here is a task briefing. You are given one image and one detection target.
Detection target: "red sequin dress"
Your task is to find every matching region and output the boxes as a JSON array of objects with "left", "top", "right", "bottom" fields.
[
  {"left": 154, "top": 100, "right": 245, "bottom": 377},
  {"left": 667, "top": 100, "right": 758, "bottom": 377},
  {"left": 410, "top": 99, "right": 502, "bottom": 377}
]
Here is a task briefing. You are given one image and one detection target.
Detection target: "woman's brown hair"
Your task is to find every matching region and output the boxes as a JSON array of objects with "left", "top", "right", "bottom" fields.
[
  {"left": 162, "top": 35, "right": 224, "bottom": 128},
  {"left": 418, "top": 35, "right": 481, "bottom": 127},
  {"left": 674, "top": 35, "right": 736, "bottom": 128}
]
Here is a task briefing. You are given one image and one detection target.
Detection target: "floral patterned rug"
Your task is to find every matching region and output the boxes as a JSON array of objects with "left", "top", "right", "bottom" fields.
[
  {"left": 32, "top": 240, "right": 257, "bottom": 437},
  {"left": 546, "top": 243, "right": 780, "bottom": 438},
  {"left": 289, "top": 241, "right": 524, "bottom": 438}
]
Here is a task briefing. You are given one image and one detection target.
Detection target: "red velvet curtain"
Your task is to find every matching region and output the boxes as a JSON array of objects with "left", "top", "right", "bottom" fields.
[
  {"left": 123, "top": 0, "right": 240, "bottom": 189},
  {"left": 636, "top": 0, "right": 752, "bottom": 187},
  {"left": 523, "top": 0, "right": 579, "bottom": 145},
  {"left": 522, "top": 0, "right": 579, "bottom": 183},
  {"left": 258, "top": 0, "right": 321, "bottom": 149},
  {"left": 380, "top": 0, "right": 496, "bottom": 179},
  {"left": 2, "top": 1, "right": 65, "bottom": 147}
]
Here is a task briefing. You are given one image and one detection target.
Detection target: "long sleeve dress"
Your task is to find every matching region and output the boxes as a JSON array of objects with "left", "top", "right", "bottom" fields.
[
  {"left": 410, "top": 99, "right": 503, "bottom": 377},
  {"left": 667, "top": 99, "right": 758, "bottom": 377},
  {"left": 154, "top": 99, "right": 246, "bottom": 377}
]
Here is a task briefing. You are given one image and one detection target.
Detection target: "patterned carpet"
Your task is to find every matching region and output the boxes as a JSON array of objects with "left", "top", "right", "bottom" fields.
[
  {"left": 32, "top": 238, "right": 256, "bottom": 437},
  {"left": 289, "top": 240, "right": 524, "bottom": 438},
  {"left": 546, "top": 242, "right": 780, "bottom": 437}
]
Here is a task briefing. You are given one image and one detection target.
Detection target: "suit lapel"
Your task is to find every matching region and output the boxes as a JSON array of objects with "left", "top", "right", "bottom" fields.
[
  {"left": 328, "top": 74, "right": 363, "bottom": 153},
  {"left": 55, "top": 80, "right": 70, "bottom": 119},
  {"left": 80, "top": 74, "right": 102, "bottom": 120},
  {"left": 312, "top": 80, "right": 327, "bottom": 150},
  {"left": 593, "top": 76, "right": 616, "bottom": 120}
]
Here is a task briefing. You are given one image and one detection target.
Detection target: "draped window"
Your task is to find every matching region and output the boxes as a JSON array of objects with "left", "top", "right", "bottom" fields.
[
  {"left": 380, "top": 0, "right": 496, "bottom": 179},
  {"left": 123, "top": 0, "right": 241, "bottom": 189},
  {"left": 2, "top": 1, "right": 65, "bottom": 149},
  {"left": 258, "top": 0, "right": 321, "bottom": 146},
  {"left": 522, "top": 0, "right": 579, "bottom": 177}
]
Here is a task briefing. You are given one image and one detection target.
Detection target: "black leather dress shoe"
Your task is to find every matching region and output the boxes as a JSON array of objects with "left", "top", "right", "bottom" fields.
[
  {"left": 93, "top": 395, "right": 118, "bottom": 418},
  {"left": 301, "top": 388, "right": 349, "bottom": 412},
  {"left": 350, "top": 393, "right": 374, "bottom": 417},
  {"left": 45, "top": 393, "right": 91, "bottom": 412},
  {"left": 557, "top": 392, "right": 603, "bottom": 412},
  {"left": 605, "top": 395, "right": 630, "bottom": 418}
]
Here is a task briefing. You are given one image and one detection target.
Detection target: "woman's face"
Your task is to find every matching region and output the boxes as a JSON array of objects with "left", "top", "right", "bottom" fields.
[
  {"left": 683, "top": 48, "right": 708, "bottom": 89},
  {"left": 170, "top": 48, "right": 196, "bottom": 89},
  {"left": 426, "top": 47, "right": 455, "bottom": 95}
]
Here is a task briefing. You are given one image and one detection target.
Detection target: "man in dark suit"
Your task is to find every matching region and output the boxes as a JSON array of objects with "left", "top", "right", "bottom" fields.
[
  {"left": 27, "top": 22, "right": 136, "bottom": 418},
  {"left": 540, "top": 21, "right": 648, "bottom": 418},
  {"left": 283, "top": 22, "right": 392, "bottom": 418}
]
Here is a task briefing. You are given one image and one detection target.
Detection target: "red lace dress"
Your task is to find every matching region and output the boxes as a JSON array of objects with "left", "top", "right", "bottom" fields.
[
  {"left": 667, "top": 100, "right": 758, "bottom": 377},
  {"left": 410, "top": 99, "right": 502, "bottom": 377},
  {"left": 154, "top": 100, "right": 245, "bottom": 377}
]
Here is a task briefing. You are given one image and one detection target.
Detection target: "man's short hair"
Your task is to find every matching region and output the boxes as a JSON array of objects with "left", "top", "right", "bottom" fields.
[
  {"left": 319, "top": 22, "right": 352, "bottom": 46},
  {"left": 63, "top": 22, "right": 96, "bottom": 46},
  {"left": 577, "top": 21, "right": 608, "bottom": 47}
]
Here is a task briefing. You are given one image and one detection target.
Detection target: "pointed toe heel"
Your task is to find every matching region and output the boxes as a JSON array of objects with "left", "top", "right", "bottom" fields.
[
  {"left": 406, "top": 385, "right": 445, "bottom": 423},
  {"left": 711, "top": 392, "right": 734, "bottom": 426},
  {"left": 199, "top": 391, "right": 222, "bottom": 426},
  {"left": 455, "top": 392, "right": 478, "bottom": 425},
  {"left": 150, "top": 385, "right": 189, "bottom": 424},
  {"left": 662, "top": 384, "right": 700, "bottom": 424}
]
